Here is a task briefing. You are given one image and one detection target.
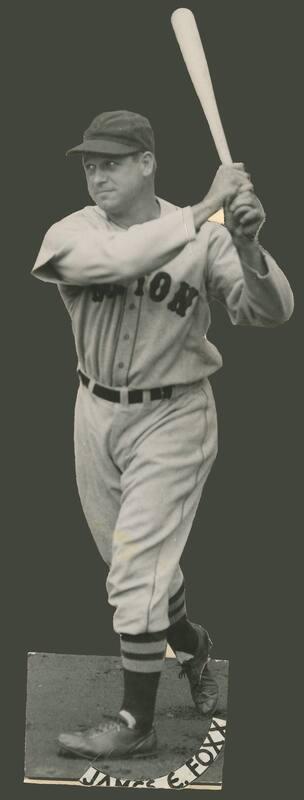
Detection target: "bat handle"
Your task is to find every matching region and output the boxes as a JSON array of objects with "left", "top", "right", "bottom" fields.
[
  {"left": 222, "top": 152, "right": 233, "bottom": 166},
  {"left": 217, "top": 138, "right": 233, "bottom": 166}
]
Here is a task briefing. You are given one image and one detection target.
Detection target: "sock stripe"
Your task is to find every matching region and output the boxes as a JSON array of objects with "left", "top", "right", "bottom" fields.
[
  {"left": 121, "top": 630, "right": 167, "bottom": 644},
  {"left": 122, "top": 657, "right": 165, "bottom": 673},
  {"left": 121, "top": 650, "right": 166, "bottom": 661},
  {"left": 168, "top": 580, "right": 186, "bottom": 626},
  {"left": 168, "top": 596, "right": 185, "bottom": 618},
  {"left": 168, "top": 582, "right": 186, "bottom": 625},
  {"left": 120, "top": 631, "right": 167, "bottom": 674},
  {"left": 121, "top": 639, "right": 167, "bottom": 655}
]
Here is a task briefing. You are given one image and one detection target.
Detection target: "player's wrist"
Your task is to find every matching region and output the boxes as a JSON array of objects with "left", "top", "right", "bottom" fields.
[
  {"left": 233, "top": 233, "right": 260, "bottom": 249},
  {"left": 234, "top": 237, "right": 268, "bottom": 275},
  {"left": 192, "top": 195, "right": 220, "bottom": 229}
]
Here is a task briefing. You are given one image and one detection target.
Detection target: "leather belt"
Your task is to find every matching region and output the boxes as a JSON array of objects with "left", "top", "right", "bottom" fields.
[{"left": 78, "top": 370, "right": 173, "bottom": 403}]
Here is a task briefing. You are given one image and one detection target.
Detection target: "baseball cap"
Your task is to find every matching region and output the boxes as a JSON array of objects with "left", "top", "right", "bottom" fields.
[{"left": 66, "top": 110, "right": 155, "bottom": 156}]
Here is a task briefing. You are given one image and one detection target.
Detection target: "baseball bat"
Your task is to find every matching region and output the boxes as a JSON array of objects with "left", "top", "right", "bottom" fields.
[{"left": 171, "top": 8, "right": 232, "bottom": 165}]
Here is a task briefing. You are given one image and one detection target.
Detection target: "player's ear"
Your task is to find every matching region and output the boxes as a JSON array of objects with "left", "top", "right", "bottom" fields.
[{"left": 140, "top": 151, "right": 155, "bottom": 177}]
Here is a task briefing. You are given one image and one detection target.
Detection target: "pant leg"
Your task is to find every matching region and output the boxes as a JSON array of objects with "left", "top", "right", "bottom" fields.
[
  {"left": 169, "top": 566, "right": 185, "bottom": 602},
  {"left": 74, "top": 383, "right": 121, "bottom": 566},
  {"left": 107, "top": 380, "right": 218, "bottom": 634}
]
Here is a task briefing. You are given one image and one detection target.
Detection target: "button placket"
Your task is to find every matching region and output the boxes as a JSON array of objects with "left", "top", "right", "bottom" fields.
[{"left": 112, "top": 294, "right": 139, "bottom": 386}]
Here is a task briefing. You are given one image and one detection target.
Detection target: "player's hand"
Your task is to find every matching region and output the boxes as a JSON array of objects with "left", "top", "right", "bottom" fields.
[
  {"left": 224, "top": 190, "right": 266, "bottom": 241},
  {"left": 206, "top": 164, "right": 253, "bottom": 212}
]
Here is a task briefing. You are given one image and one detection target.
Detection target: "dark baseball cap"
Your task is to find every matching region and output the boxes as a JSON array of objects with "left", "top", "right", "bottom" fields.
[{"left": 66, "top": 110, "right": 155, "bottom": 156}]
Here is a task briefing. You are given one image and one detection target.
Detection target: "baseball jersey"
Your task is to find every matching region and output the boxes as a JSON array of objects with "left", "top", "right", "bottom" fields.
[{"left": 32, "top": 198, "right": 294, "bottom": 389}]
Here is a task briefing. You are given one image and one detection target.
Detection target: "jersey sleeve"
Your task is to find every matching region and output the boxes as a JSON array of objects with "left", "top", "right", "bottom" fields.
[
  {"left": 31, "top": 207, "right": 196, "bottom": 286},
  {"left": 205, "top": 224, "right": 294, "bottom": 327}
]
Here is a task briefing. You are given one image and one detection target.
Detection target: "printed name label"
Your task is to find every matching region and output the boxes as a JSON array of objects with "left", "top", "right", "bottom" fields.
[{"left": 79, "top": 716, "right": 226, "bottom": 789}]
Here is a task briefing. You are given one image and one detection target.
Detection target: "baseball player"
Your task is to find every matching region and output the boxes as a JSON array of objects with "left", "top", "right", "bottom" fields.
[{"left": 32, "top": 110, "right": 293, "bottom": 759}]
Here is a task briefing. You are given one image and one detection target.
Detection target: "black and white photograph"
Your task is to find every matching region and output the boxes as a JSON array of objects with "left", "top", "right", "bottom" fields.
[{"left": 4, "top": 0, "right": 302, "bottom": 797}]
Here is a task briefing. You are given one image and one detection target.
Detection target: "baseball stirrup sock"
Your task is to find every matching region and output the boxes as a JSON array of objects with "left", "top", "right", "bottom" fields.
[
  {"left": 168, "top": 581, "right": 187, "bottom": 626},
  {"left": 167, "top": 582, "right": 198, "bottom": 656},
  {"left": 120, "top": 630, "right": 167, "bottom": 732}
]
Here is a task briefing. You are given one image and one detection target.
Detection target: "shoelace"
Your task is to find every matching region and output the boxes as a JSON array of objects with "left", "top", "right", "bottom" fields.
[
  {"left": 179, "top": 658, "right": 209, "bottom": 681},
  {"left": 95, "top": 720, "right": 122, "bottom": 733},
  {"left": 78, "top": 718, "right": 122, "bottom": 735}
]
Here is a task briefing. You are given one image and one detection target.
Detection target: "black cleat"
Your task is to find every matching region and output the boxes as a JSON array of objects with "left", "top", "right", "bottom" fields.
[{"left": 178, "top": 623, "right": 219, "bottom": 716}]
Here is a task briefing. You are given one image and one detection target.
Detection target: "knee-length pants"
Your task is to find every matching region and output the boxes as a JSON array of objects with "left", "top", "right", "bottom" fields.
[{"left": 74, "top": 379, "right": 218, "bottom": 635}]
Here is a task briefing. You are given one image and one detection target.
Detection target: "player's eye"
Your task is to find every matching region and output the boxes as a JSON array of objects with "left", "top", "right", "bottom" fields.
[
  {"left": 84, "top": 163, "right": 95, "bottom": 172},
  {"left": 105, "top": 160, "right": 118, "bottom": 168}
]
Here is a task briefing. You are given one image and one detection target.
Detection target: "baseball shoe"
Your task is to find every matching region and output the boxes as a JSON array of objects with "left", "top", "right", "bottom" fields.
[
  {"left": 57, "top": 714, "right": 157, "bottom": 759},
  {"left": 178, "top": 623, "right": 219, "bottom": 716}
]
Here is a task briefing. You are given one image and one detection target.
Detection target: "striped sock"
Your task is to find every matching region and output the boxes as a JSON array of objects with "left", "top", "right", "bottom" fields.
[
  {"left": 168, "top": 581, "right": 187, "bottom": 627},
  {"left": 167, "top": 582, "right": 198, "bottom": 656},
  {"left": 120, "top": 630, "right": 167, "bottom": 732}
]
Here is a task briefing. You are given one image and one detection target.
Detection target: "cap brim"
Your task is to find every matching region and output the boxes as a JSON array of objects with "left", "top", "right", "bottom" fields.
[{"left": 66, "top": 139, "right": 140, "bottom": 156}]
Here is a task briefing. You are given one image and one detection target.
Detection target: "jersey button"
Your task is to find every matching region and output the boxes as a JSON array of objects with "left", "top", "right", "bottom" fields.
[
  {"left": 123, "top": 333, "right": 130, "bottom": 340},
  {"left": 118, "top": 362, "right": 125, "bottom": 369},
  {"left": 129, "top": 303, "right": 136, "bottom": 310}
]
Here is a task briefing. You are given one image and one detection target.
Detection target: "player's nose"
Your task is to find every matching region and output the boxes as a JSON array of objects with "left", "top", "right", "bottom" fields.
[{"left": 92, "top": 167, "right": 108, "bottom": 185}]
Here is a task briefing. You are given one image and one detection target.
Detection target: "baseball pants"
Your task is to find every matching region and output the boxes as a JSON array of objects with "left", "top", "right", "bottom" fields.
[{"left": 74, "top": 379, "right": 218, "bottom": 635}]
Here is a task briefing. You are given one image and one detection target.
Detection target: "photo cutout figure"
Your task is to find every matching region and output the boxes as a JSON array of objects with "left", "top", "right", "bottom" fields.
[{"left": 22, "top": 0, "right": 294, "bottom": 794}]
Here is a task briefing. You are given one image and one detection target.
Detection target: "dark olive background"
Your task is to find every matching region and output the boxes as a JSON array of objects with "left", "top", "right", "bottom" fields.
[{"left": 3, "top": 0, "right": 302, "bottom": 797}]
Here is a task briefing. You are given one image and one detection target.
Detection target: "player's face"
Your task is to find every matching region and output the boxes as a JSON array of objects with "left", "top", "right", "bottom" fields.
[{"left": 82, "top": 153, "right": 147, "bottom": 213}]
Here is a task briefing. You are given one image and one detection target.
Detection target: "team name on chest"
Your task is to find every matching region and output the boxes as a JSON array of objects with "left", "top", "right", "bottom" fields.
[{"left": 90, "top": 271, "right": 199, "bottom": 318}]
